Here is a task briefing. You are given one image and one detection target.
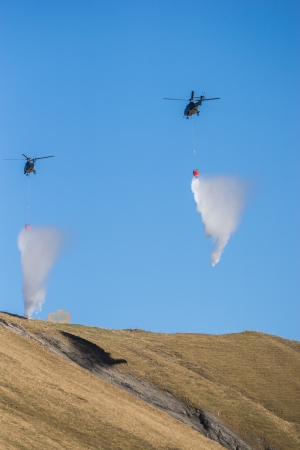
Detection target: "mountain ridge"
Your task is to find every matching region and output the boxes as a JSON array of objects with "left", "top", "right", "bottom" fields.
[{"left": 0, "top": 312, "right": 299, "bottom": 449}]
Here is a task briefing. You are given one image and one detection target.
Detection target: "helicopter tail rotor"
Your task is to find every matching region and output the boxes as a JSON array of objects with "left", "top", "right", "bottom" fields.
[
  {"left": 194, "top": 93, "right": 220, "bottom": 105},
  {"left": 194, "top": 94, "right": 205, "bottom": 105}
]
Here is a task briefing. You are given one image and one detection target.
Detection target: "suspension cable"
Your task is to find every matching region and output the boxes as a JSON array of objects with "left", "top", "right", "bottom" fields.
[
  {"left": 191, "top": 116, "right": 196, "bottom": 156},
  {"left": 27, "top": 175, "right": 31, "bottom": 224},
  {"left": 191, "top": 115, "right": 199, "bottom": 172}
]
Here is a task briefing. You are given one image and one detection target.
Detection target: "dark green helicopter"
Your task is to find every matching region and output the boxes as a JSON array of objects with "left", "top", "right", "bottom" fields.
[
  {"left": 164, "top": 91, "right": 220, "bottom": 118},
  {"left": 4, "top": 154, "right": 54, "bottom": 175}
]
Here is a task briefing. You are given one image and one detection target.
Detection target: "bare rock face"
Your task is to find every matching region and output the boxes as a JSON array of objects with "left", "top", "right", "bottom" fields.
[{"left": 197, "top": 409, "right": 252, "bottom": 450}]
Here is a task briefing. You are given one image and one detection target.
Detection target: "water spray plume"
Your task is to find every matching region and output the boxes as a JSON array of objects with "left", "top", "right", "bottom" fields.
[
  {"left": 18, "top": 226, "right": 63, "bottom": 318},
  {"left": 191, "top": 175, "right": 247, "bottom": 266}
]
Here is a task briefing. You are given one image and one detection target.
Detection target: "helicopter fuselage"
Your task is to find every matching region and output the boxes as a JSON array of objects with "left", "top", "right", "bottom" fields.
[
  {"left": 184, "top": 100, "right": 202, "bottom": 117},
  {"left": 24, "top": 160, "right": 36, "bottom": 175}
]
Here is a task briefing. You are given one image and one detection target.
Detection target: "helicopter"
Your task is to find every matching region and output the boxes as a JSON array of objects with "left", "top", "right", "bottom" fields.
[
  {"left": 4, "top": 154, "right": 55, "bottom": 175},
  {"left": 163, "top": 91, "right": 220, "bottom": 118}
]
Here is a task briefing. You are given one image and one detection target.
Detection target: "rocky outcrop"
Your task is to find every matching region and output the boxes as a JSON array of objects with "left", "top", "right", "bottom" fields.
[{"left": 198, "top": 409, "right": 251, "bottom": 450}]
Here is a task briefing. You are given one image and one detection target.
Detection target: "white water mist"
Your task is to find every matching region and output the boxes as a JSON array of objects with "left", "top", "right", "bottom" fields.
[
  {"left": 18, "top": 226, "right": 63, "bottom": 318},
  {"left": 191, "top": 175, "right": 247, "bottom": 266}
]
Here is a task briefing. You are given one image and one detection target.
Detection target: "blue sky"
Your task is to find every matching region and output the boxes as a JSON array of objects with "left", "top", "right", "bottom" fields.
[{"left": 0, "top": 1, "right": 299, "bottom": 340}]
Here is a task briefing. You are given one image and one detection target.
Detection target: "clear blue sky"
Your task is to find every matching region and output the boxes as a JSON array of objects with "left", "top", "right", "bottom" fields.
[{"left": 0, "top": 0, "right": 299, "bottom": 340}]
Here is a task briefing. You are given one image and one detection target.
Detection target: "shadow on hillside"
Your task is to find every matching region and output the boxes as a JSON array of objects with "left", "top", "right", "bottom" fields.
[{"left": 61, "top": 331, "right": 127, "bottom": 367}]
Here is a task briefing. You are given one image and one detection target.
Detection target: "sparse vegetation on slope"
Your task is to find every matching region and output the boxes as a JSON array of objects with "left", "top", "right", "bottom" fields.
[
  {"left": 0, "top": 312, "right": 299, "bottom": 450},
  {"left": 0, "top": 313, "right": 222, "bottom": 450}
]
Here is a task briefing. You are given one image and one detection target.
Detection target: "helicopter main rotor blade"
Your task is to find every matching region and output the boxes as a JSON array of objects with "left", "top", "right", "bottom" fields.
[
  {"left": 163, "top": 98, "right": 189, "bottom": 101},
  {"left": 33, "top": 156, "right": 55, "bottom": 161},
  {"left": 202, "top": 98, "right": 220, "bottom": 101},
  {"left": 3, "top": 159, "right": 25, "bottom": 160},
  {"left": 22, "top": 154, "right": 30, "bottom": 159}
]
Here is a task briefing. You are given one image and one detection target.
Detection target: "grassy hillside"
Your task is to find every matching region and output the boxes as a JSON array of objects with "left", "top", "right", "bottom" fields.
[
  {"left": 0, "top": 313, "right": 222, "bottom": 450},
  {"left": 0, "top": 312, "right": 299, "bottom": 450}
]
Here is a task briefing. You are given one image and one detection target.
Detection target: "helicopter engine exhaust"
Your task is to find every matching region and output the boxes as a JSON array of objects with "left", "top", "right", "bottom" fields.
[
  {"left": 191, "top": 174, "right": 247, "bottom": 266},
  {"left": 18, "top": 226, "right": 63, "bottom": 318}
]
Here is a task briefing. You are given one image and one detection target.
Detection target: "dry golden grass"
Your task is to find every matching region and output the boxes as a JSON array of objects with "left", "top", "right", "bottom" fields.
[
  {"left": 0, "top": 314, "right": 222, "bottom": 450},
  {"left": 1, "top": 313, "right": 299, "bottom": 450}
]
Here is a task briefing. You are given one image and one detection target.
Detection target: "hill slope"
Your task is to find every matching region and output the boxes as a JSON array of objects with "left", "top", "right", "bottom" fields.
[{"left": 0, "top": 312, "right": 299, "bottom": 450}]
